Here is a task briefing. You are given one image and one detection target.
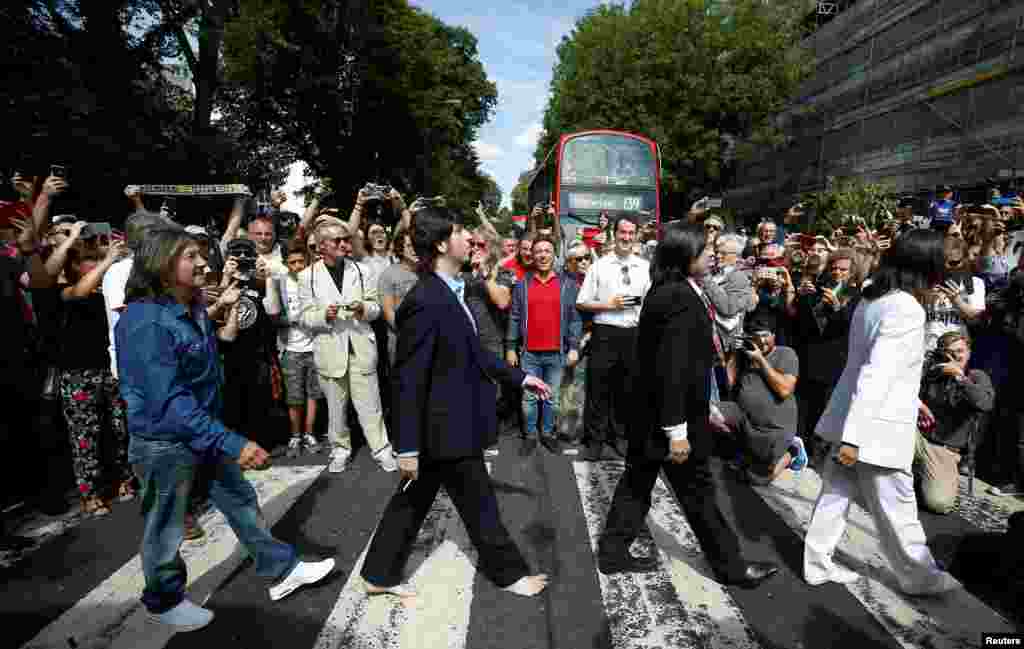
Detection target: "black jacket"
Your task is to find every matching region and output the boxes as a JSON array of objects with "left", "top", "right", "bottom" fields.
[
  {"left": 628, "top": 279, "right": 714, "bottom": 463},
  {"left": 391, "top": 272, "right": 525, "bottom": 460}
]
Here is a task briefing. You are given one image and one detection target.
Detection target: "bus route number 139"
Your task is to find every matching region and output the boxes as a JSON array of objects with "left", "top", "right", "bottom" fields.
[{"left": 622, "top": 196, "right": 641, "bottom": 210}]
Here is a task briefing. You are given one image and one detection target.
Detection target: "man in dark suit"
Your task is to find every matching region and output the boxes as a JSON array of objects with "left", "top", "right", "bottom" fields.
[
  {"left": 597, "top": 222, "right": 778, "bottom": 589},
  {"left": 360, "top": 206, "right": 553, "bottom": 598}
]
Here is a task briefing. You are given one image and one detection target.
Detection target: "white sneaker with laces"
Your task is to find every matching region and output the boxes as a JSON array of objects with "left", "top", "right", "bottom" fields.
[
  {"left": 146, "top": 599, "right": 214, "bottom": 631},
  {"left": 269, "top": 558, "right": 336, "bottom": 601},
  {"left": 805, "top": 563, "right": 861, "bottom": 586},
  {"left": 374, "top": 445, "right": 398, "bottom": 472},
  {"left": 328, "top": 448, "right": 351, "bottom": 473},
  {"left": 286, "top": 436, "right": 302, "bottom": 458}
]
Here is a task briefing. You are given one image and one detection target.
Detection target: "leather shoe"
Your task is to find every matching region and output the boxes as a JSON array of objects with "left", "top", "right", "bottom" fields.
[
  {"left": 540, "top": 435, "right": 560, "bottom": 454},
  {"left": 721, "top": 561, "right": 779, "bottom": 589},
  {"left": 597, "top": 551, "right": 660, "bottom": 574}
]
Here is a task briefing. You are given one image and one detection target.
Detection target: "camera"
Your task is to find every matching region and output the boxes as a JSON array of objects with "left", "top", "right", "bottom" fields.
[
  {"left": 80, "top": 222, "right": 112, "bottom": 239},
  {"left": 737, "top": 334, "right": 759, "bottom": 352},
  {"left": 361, "top": 183, "right": 393, "bottom": 203},
  {"left": 50, "top": 164, "right": 67, "bottom": 179}
]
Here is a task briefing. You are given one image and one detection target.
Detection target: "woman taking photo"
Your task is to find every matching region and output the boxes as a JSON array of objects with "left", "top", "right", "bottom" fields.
[
  {"left": 596, "top": 222, "right": 777, "bottom": 589},
  {"left": 804, "top": 229, "right": 961, "bottom": 595},
  {"left": 116, "top": 227, "right": 333, "bottom": 632}
]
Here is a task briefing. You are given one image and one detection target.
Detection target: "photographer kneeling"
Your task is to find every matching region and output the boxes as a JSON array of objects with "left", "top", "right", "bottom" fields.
[
  {"left": 710, "top": 312, "right": 805, "bottom": 484},
  {"left": 915, "top": 332, "right": 994, "bottom": 514}
]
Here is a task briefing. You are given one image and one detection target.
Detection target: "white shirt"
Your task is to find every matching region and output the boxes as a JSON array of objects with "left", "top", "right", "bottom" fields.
[
  {"left": 273, "top": 272, "right": 315, "bottom": 353},
  {"left": 361, "top": 253, "right": 392, "bottom": 279},
  {"left": 576, "top": 253, "right": 651, "bottom": 328},
  {"left": 102, "top": 256, "right": 134, "bottom": 378}
]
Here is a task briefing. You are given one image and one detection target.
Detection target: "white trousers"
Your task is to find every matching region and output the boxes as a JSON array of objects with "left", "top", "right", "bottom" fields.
[
  {"left": 318, "top": 370, "right": 389, "bottom": 454},
  {"left": 804, "top": 459, "right": 944, "bottom": 591}
]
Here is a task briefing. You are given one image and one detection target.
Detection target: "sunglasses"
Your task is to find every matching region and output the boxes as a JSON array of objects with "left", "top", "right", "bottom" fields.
[
  {"left": 470, "top": 242, "right": 488, "bottom": 249},
  {"left": 620, "top": 264, "right": 631, "bottom": 286},
  {"left": 331, "top": 236, "right": 351, "bottom": 245}
]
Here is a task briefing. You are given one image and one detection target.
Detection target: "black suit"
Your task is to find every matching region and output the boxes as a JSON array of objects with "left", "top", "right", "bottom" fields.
[
  {"left": 361, "top": 272, "right": 530, "bottom": 588},
  {"left": 600, "top": 279, "right": 747, "bottom": 580}
]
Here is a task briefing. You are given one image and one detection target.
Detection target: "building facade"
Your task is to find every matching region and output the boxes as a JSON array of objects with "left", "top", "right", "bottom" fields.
[{"left": 728, "top": 0, "right": 1024, "bottom": 216}]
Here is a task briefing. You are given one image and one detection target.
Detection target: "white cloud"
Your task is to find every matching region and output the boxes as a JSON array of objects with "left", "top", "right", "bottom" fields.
[
  {"left": 514, "top": 122, "right": 544, "bottom": 149},
  {"left": 473, "top": 140, "right": 506, "bottom": 162}
]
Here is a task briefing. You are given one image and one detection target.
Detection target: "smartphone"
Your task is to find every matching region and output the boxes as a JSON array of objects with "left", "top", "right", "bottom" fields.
[
  {"left": 81, "top": 223, "right": 112, "bottom": 239},
  {"left": 50, "top": 164, "right": 66, "bottom": 179}
]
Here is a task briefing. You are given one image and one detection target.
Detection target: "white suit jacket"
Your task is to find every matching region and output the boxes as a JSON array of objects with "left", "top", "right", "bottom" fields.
[
  {"left": 297, "top": 258, "right": 382, "bottom": 378},
  {"left": 815, "top": 289, "right": 924, "bottom": 471}
]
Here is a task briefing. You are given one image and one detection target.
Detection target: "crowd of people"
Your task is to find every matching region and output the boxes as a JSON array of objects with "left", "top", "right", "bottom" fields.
[{"left": 2, "top": 168, "right": 1024, "bottom": 629}]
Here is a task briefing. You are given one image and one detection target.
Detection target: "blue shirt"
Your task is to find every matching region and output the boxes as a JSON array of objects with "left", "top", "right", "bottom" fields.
[{"left": 116, "top": 296, "right": 247, "bottom": 460}]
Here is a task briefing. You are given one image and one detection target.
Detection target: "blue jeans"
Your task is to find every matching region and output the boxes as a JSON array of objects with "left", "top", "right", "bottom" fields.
[
  {"left": 521, "top": 351, "right": 564, "bottom": 437},
  {"left": 128, "top": 437, "right": 298, "bottom": 614}
]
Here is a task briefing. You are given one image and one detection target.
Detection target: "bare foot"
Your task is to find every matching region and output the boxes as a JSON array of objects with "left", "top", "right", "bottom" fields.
[
  {"left": 364, "top": 580, "right": 418, "bottom": 598},
  {"left": 503, "top": 574, "right": 549, "bottom": 597}
]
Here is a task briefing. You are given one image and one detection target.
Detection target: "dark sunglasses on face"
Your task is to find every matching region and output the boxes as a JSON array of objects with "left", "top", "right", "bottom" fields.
[
  {"left": 470, "top": 242, "right": 488, "bottom": 249},
  {"left": 620, "top": 265, "right": 631, "bottom": 286},
  {"left": 331, "top": 236, "right": 351, "bottom": 245}
]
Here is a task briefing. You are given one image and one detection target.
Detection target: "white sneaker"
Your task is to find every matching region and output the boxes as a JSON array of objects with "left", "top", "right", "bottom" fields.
[
  {"left": 806, "top": 564, "right": 861, "bottom": 586},
  {"left": 328, "top": 448, "right": 351, "bottom": 473},
  {"left": 374, "top": 445, "right": 398, "bottom": 472},
  {"left": 146, "top": 599, "right": 214, "bottom": 632},
  {"left": 269, "top": 558, "right": 336, "bottom": 601},
  {"left": 484, "top": 446, "right": 500, "bottom": 457},
  {"left": 286, "top": 436, "right": 302, "bottom": 458}
]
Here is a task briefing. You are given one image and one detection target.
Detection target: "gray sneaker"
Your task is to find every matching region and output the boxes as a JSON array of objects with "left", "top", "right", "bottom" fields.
[
  {"left": 286, "top": 436, "right": 302, "bottom": 459},
  {"left": 328, "top": 448, "right": 351, "bottom": 473},
  {"left": 302, "top": 434, "right": 322, "bottom": 455},
  {"left": 146, "top": 599, "right": 214, "bottom": 632}
]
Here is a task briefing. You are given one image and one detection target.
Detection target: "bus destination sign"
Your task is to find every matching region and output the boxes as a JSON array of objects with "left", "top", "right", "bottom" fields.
[{"left": 567, "top": 192, "right": 643, "bottom": 212}]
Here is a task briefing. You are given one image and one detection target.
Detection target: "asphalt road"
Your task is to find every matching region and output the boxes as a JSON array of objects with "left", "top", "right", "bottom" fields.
[{"left": 6, "top": 434, "right": 1023, "bottom": 649}]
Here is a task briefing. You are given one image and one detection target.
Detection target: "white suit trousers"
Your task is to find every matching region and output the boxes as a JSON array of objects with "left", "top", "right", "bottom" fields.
[
  {"left": 318, "top": 370, "right": 388, "bottom": 454},
  {"left": 804, "top": 459, "right": 944, "bottom": 591}
]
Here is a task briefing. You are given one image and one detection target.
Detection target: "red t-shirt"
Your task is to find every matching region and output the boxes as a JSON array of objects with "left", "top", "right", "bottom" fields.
[
  {"left": 526, "top": 274, "right": 561, "bottom": 352},
  {"left": 503, "top": 256, "right": 528, "bottom": 281}
]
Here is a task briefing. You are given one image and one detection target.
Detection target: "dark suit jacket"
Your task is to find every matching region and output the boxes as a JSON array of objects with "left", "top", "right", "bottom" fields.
[
  {"left": 628, "top": 279, "right": 714, "bottom": 463},
  {"left": 391, "top": 272, "right": 526, "bottom": 460},
  {"left": 793, "top": 285, "right": 859, "bottom": 385}
]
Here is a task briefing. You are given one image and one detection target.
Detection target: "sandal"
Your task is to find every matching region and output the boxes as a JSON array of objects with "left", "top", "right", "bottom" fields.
[
  {"left": 81, "top": 496, "right": 111, "bottom": 517},
  {"left": 116, "top": 481, "right": 137, "bottom": 502}
]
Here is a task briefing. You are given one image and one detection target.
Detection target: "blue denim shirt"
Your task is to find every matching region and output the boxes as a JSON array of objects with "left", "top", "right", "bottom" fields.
[{"left": 116, "top": 297, "right": 247, "bottom": 460}]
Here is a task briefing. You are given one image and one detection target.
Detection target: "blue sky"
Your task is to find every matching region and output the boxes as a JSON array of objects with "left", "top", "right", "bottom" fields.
[{"left": 411, "top": 0, "right": 595, "bottom": 209}]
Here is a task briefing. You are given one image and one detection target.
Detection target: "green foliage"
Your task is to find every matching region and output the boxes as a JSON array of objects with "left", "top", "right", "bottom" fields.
[
  {"left": 800, "top": 177, "right": 897, "bottom": 234},
  {"left": 510, "top": 178, "right": 530, "bottom": 213},
  {"left": 222, "top": 0, "right": 499, "bottom": 218},
  {"left": 536, "top": 0, "right": 812, "bottom": 203}
]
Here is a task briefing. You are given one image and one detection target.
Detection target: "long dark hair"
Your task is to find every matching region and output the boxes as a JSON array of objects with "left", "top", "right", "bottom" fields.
[
  {"left": 124, "top": 226, "right": 196, "bottom": 302},
  {"left": 411, "top": 205, "right": 458, "bottom": 274},
  {"left": 861, "top": 228, "right": 944, "bottom": 301},
  {"left": 650, "top": 222, "right": 706, "bottom": 288}
]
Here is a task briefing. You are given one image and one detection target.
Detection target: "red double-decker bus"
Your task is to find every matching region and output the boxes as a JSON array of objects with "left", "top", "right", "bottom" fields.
[{"left": 527, "top": 130, "right": 661, "bottom": 243}]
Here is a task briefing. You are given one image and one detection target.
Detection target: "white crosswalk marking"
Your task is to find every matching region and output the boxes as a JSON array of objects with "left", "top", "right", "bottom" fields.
[
  {"left": 749, "top": 468, "right": 1016, "bottom": 648},
  {"left": 573, "top": 461, "right": 760, "bottom": 649},
  {"left": 21, "top": 465, "right": 325, "bottom": 649},
  {"left": 313, "top": 488, "right": 476, "bottom": 649}
]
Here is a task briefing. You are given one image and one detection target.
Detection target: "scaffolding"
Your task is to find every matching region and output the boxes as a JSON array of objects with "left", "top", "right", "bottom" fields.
[{"left": 728, "top": 0, "right": 1024, "bottom": 216}]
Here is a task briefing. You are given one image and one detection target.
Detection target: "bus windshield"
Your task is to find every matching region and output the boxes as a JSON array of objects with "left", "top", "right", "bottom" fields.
[{"left": 560, "top": 134, "right": 656, "bottom": 188}]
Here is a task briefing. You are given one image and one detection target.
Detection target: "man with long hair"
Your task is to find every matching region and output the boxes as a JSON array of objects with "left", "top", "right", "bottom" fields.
[
  {"left": 804, "top": 229, "right": 961, "bottom": 595},
  {"left": 596, "top": 222, "right": 778, "bottom": 589},
  {"left": 116, "top": 227, "right": 333, "bottom": 631},
  {"left": 360, "top": 205, "right": 553, "bottom": 598}
]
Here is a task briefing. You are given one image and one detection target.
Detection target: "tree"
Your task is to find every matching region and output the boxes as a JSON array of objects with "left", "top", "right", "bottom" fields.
[
  {"left": 510, "top": 176, "right": 530, "bottom": 213},
  {"left": 222, "top": 0, "right": 499, "bottom": 214},
  {"left": 801, "top": 177, "right": 897, "bottom": 234},
  {"left": 537, "top": 0, "right": 812, "bottom": 204}
]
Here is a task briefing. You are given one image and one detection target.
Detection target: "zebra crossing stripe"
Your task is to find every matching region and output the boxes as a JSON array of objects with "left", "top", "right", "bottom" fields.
[
  {"left": 749, "top": 469, "right": 1016, "bottom": 648},
  {"left": 312, "top": 487, "right": 476, "bottom": 649},
  {"left": 21, "top": 465, "right": 325, "bottom": 649},
  {"left": 573, "top": 461, "right": 760, "bottom": 649}
]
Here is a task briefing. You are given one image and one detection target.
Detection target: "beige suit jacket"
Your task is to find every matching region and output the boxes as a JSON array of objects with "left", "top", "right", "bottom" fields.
[{"left": 297, "top": 259, "right": 382, "bottom": 378}]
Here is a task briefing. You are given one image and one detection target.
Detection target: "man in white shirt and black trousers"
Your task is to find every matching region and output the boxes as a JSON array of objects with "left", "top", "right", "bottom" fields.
[{"left": 576, "top": 214, "right": 651, "bottom": 461}]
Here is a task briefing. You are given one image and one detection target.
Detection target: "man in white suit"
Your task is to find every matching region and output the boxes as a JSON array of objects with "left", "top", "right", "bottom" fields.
[
  {"left": 804, "top": 229, "right": 960, "bottom": 596},
  {"left": 298, "top": 217, "right": 397, "bottom": 473}
]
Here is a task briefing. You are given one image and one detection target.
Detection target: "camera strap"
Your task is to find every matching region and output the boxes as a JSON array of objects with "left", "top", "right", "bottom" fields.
[{"left": 126, "top": 184, "right": 251, "bottom": 196}]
